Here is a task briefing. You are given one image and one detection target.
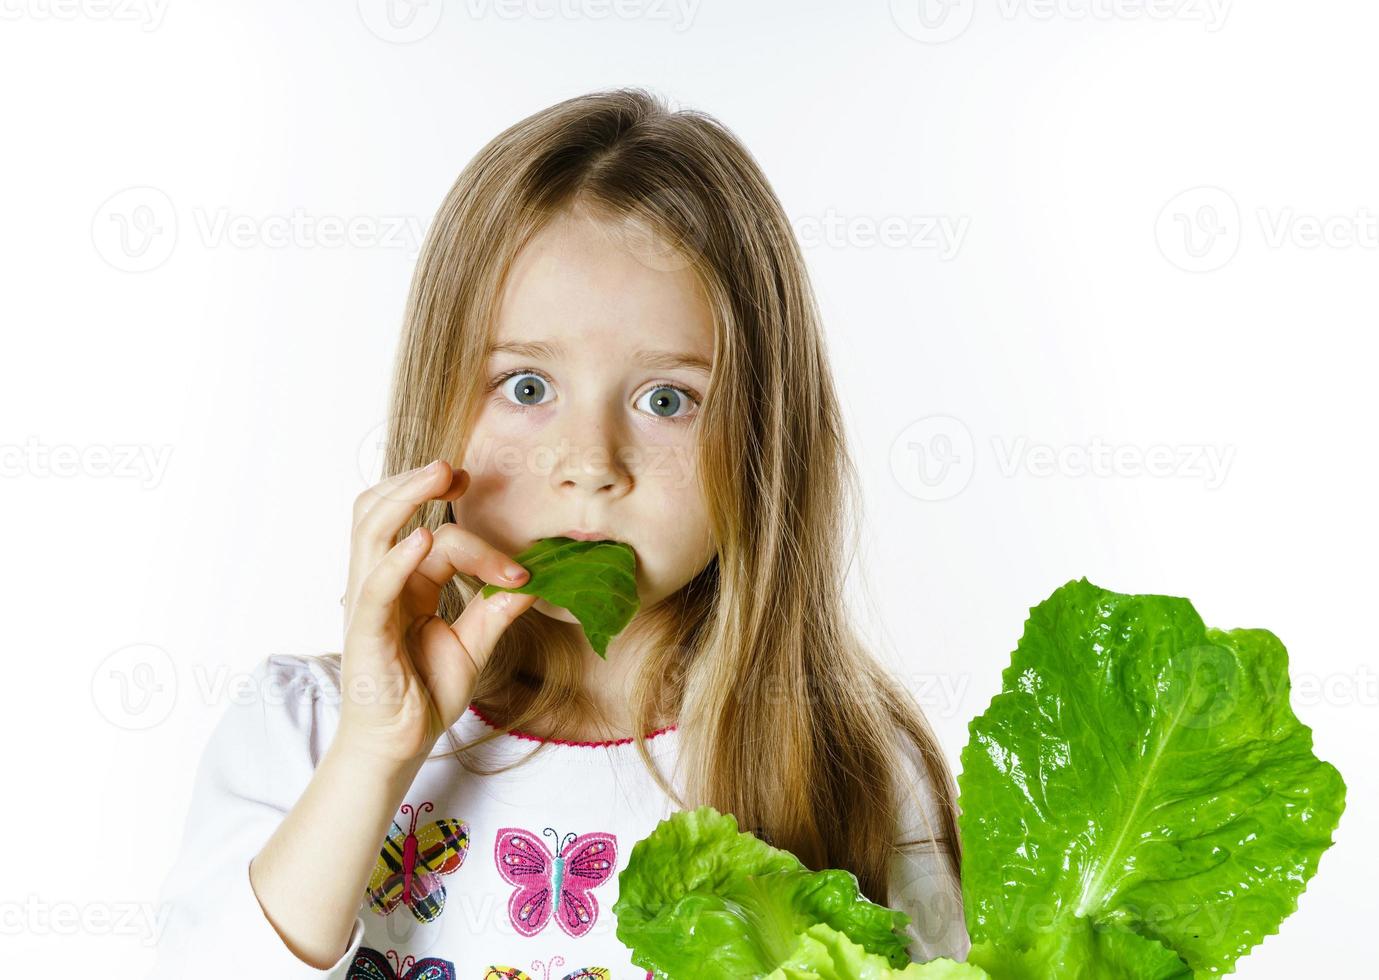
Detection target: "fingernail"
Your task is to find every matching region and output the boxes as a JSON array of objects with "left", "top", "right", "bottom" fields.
[{"left": 504, "top": 564, "right": 527, "bottom": 581}]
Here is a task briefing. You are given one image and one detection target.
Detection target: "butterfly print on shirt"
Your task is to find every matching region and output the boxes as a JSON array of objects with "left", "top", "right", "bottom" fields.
[
  {"left": 366, "top": 801, "right": 471, "bottom": 923},
  {"left": 493, "top": 826, "right": 618, "bottom": 939},
  {"left": 346, "top": 946, "right": 456, "bottom": 980},
  {"left": 482, "top": 956, "right": 610, "bottom": 979}
]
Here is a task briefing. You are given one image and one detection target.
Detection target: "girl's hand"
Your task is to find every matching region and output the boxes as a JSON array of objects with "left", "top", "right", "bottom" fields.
[{"left": 335, "top": 459, "right": 537, "bottom": 767}]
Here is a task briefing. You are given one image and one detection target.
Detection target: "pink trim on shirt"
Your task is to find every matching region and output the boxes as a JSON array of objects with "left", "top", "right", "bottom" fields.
[{"left": 467, "top": 703, "right": 678, "bottom": 748}]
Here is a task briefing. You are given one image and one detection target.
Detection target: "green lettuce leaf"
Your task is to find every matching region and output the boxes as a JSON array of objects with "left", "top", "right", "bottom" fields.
[
  {"left": 480, "top": 536, "right": 639, "bottom": 658},
  {"left": 770, "top": 923, "right": 990, "bottom": 979},
  {"left": 966, "top": 924, "right": 1190, "bottom": 980},
  {"left": 613, "top": 806, "right": 914, "bottom": 979},
  {"left": 959, "top": 577, "right": 1346, "bottom": 977}
]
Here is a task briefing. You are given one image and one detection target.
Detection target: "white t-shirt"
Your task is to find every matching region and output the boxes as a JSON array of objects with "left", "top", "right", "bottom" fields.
[{"left": 149, "top": 653, "right": 969, "bottom": 979}]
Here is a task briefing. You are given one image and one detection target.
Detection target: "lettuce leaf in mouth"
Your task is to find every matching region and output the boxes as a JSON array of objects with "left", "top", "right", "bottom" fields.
[
  {"left": 613, "top": 806, "right": 916, "bottom": 980},
  {"left": 959, "top": 577, "right": 1346, "bottom": 978},
  {"left": 479, "top": 536, "right": 639, "bottom": 658}
]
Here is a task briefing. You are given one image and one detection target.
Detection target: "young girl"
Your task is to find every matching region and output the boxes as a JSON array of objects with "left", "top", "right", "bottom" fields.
[{"left": 151, "top": 88, "right": 968, "bottom": 979}]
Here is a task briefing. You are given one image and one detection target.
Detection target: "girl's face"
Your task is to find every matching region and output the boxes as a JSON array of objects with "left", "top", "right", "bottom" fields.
[{"left": 455, "top": 205, "right": 718, "bottom": 628}]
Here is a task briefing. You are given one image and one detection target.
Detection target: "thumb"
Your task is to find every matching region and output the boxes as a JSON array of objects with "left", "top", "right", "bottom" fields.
[{"left": 437, "top": 589, "right": 540, "bottom": 709}]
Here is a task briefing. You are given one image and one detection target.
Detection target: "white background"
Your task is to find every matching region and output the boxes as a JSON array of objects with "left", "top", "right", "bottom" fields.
[{"left": 2, "top": 1, "right": 1374, "bottom": 975}]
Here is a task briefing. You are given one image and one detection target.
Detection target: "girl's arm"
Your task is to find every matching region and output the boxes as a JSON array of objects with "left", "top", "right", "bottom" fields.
[
  {"left": 248, "top": 738, "right": 426, "bottom": 968},
  {"left": 889, "top": 731, "right": 971, "bottom": 963},
  {"left": 247, "top": 459, "right": 532, "bottom": 964},
  {"left": 890, "top": 844, "right": 970, "bottom": 963},
  {"left": 148, "top": 655, "right": 376, "bottom": 979},
  {"left": 151, "top": 461, "right": 534, "bottom": 977}
]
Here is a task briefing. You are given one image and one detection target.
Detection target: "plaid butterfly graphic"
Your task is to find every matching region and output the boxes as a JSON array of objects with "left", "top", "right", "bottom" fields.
[
  {"left": 346, "top": 947, "right": 455, "bottom": 980},
  {"left": 494, "top": 825, "right": 617, "bottom": 938},
  {"left": 366, "top": 801, "right": 470, "bottom": 923},
  {"left": 482, "top": 957, "right": 610, "bottom": 980}
]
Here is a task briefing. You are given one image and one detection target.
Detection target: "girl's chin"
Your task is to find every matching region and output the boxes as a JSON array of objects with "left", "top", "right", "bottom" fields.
[{"left": 532, "top": 596, "right": 579, "bottom": 624}]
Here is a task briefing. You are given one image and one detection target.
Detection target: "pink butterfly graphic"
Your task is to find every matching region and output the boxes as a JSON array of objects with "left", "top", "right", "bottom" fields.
[{"left": 494, "top": 825, "right": 617, "bottom": 938}]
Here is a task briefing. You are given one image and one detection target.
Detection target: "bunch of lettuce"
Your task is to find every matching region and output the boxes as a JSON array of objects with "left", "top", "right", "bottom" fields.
[
  {"left": 612, "top": 804, "right": 982, "bottom": 979},
  {"left": 614, "top": 578, "right": 1346, "bottom": 979}
]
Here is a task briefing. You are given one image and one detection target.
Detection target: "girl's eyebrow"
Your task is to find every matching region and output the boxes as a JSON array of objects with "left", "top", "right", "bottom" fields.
[{"left": 487, "top": 339, "right": 711, "bottom": 374}]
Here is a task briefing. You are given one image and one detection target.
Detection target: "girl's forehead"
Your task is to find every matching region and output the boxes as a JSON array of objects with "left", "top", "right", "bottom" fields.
[
  {"left": 486, "top": 332, "right": 713, "bottom": 380},
  {"left": 495, "top": 217, "right": 714, "bottom": 366}
]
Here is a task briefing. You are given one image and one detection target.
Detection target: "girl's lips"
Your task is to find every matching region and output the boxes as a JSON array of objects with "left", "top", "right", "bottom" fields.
[{"left": 558, "top": 529, "right": 613, "bottom": 541}]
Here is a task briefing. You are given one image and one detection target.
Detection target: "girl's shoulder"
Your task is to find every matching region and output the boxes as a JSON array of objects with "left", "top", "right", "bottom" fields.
[
  {"left": 210, "top": 652, "right": 349, "bottom": 768},
  {"left": 887, "top": 725, "right": 957, "bottom": 848},
  {"left": 248, "top": 651, "right": 346, "bottom": 705}
]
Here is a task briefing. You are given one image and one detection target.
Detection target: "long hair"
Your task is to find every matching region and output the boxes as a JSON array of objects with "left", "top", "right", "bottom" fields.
[{"left": 381, "top": 87, "right": 960, "bottom": 906}]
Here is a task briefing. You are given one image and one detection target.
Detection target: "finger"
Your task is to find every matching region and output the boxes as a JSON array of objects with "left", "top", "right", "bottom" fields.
[
  {"left": 356, "top": 459, "right": 465, "bottom": 521},
  {"left": 347, "top": 461, "right": 463, "bottom": 606},
  {"left": 408, "top": 590, "right": 538, "bottom": 726},
  {"left": 414, "top": 523, "right": 530, "bottom": 592},
  {"left": 347, "top": 524, "right": 433, "bottom": 646},
  {"left": 352, "top": 460, "right": 460, "bottom": 542},
  {"left": 450, "top": 589, "right": 539, "bottom": 681}
]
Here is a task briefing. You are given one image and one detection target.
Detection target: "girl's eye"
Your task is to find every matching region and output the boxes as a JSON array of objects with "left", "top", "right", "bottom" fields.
[
  {"left": 497, "top": 371, "right": 553, "bottom": 408},
  {"left": 634, "top": 384, "right": 698, "bottom": 421},
  {"left": 491, "top": 370, "right": 699, "bottom": 422}
]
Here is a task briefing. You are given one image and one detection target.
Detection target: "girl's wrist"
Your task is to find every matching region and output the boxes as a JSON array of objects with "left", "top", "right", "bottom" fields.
[{"left": 323, "top": 729, "right": 431, "bottom": 789}]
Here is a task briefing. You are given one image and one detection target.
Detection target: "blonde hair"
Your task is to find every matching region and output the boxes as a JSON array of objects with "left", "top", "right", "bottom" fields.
[{"left": 382, "top": 87, "right": 960, "bottom": 906}]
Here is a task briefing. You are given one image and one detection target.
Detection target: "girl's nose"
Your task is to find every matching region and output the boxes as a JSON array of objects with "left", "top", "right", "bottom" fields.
[{"left": 546, "top": 404, "right": 633, "bottom": 496}]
